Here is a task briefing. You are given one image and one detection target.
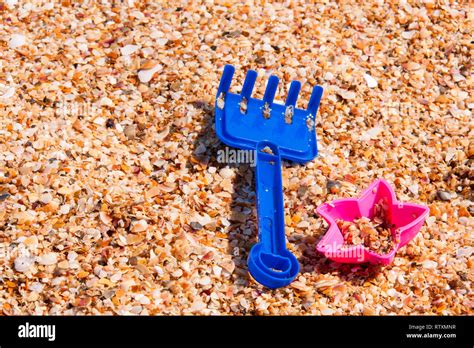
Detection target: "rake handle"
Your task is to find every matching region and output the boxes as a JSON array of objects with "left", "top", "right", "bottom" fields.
[
  {"left": 247, "top": 141, "right": 300, "bottom": 289},
  {"left": 254, "top": 142, "right": 286, "bottom": 254}
]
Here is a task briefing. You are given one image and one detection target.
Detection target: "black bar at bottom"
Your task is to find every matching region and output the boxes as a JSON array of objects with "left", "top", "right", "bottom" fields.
[{"left": 0, "top": 316, "right": 470, "bottom": 346}]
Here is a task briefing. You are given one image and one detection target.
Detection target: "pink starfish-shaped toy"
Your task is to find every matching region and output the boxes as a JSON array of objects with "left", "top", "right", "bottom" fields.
[{"left": 316, "top": 179, "right": 429, "bottom": 265}]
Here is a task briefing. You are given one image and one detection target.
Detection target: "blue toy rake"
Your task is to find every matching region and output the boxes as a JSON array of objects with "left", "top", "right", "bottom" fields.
[{"left": 215, "top": 65, "right": 323, "bottom": 288}]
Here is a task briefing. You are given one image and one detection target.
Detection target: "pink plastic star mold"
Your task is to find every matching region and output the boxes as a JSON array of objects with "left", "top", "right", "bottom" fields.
[{"left": 316, "top": 179, "right": 429, "bottom": 265}]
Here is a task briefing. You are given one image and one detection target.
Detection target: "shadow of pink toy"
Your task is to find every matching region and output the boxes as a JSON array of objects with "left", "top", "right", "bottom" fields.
[{"left": 316, "top": 179, "right": 429, "bottom": 265}]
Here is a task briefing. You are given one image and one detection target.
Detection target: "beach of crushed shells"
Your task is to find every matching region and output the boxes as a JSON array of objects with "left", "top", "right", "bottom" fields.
[{"left": 0, "top": 1, "right": 472, "bottom": 315}]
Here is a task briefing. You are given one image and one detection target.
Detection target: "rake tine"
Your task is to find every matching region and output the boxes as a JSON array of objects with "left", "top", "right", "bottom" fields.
[
  {"left": 241, "top": 69, "right": 258, "bottom": 100},
  {"left": 285, "top": 80, "right": 301, "bottom": 108},
  {"left": 263, "top": 75, "right": 279, "bottom": 106},
  {"left": 307, "top": 85, "right": 324, "bottom": 117},
  {"left": 217, "top": 65, "right": 235, "bottom": 95}
]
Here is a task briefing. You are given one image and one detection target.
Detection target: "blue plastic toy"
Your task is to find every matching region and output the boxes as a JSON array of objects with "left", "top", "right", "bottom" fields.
[{"left": 215, "top": 65, "right": 323, "bottom": 288}]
